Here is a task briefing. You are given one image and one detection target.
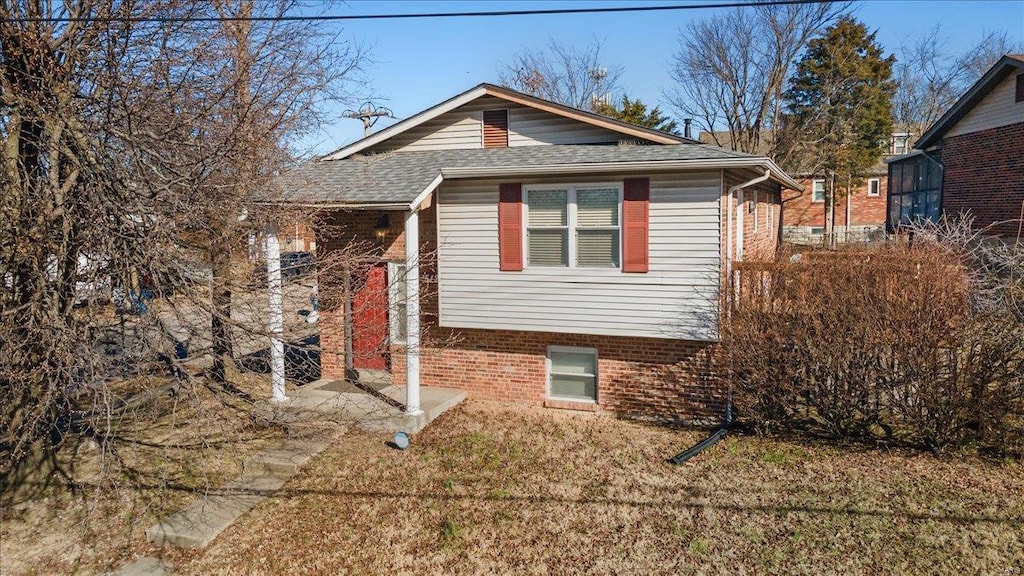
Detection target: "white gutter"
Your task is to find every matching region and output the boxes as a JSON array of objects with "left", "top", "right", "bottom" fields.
[
  {"left": 409, "top": 172, "right": 444, "bottom": 212},
  {"left": 441, "top": 157, "right": 803, "bottom": 192},
  {"left": 726, "top": 168, "right": 771, "bottom": 273}
]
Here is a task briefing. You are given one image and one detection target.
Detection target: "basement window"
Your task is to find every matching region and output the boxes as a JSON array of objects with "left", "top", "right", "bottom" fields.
[{"left": 547, "top": 346, "right": 598, "bottom": 402}]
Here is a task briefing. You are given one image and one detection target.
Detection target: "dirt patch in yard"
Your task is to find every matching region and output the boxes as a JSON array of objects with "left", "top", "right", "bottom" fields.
[{"left": 169, "top": 401, "right": 1024, "bottom": 575}]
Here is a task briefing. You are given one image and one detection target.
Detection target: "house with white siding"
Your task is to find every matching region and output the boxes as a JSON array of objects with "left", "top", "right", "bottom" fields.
[{"left": 276, "top": 83, "right": 801, "bottom": 421}]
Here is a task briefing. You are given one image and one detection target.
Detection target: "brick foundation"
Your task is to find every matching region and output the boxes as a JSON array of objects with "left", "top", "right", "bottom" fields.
[{"left": 389, "top": 329, "right": 723, "bottom": 422}]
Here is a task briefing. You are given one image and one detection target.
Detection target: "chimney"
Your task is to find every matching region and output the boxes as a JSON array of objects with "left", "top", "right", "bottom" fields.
[{"left": 684, "top": 118, "right": 692, "bottom": 139}]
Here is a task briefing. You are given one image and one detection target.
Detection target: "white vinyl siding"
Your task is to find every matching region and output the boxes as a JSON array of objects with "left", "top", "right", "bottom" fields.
[
  {"left": 946, "top": 73, "right": 1024, "bottom": 138},
  {"left": 547, "top": 347, "right": 597, "bottom": 402},
  {"left": 437, "top": 171, "right": 721, "bottom": 340},
  {"left": 507, "top": 106, "right": 623, "bottom": 146},
  {"left": 367, "top": 96, "right": 632, "bottom": 153}
]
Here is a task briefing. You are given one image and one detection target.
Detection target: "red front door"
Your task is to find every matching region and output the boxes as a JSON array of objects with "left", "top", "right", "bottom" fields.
[{"left": 351, "top": 263, "right": 389, "bottom": 370}]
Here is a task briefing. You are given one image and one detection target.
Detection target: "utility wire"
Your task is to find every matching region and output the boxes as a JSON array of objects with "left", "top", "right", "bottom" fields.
[{"left": 7, "top": 0, "right": 829, "bottom": 23}]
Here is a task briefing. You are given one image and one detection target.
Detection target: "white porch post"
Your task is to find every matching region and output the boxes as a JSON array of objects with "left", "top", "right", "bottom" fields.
[
  {"left": 404, "top": 209, "right": 422, "bottom": 415},
  {"left": 265, "top": 224, "right": 288, "bottom": 402}
]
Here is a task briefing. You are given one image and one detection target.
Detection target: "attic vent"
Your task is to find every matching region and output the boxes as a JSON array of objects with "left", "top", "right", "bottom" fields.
[
  {"left": 483, "top": 109, "right": 509, "bottom": 148},
  {"left": 1016, "top": 74, "right": 1024, "bottom": 103}
]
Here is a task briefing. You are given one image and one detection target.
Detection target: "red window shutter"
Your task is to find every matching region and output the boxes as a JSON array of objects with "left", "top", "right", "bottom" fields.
[
  {"left": 498, "top": 183, "right": 523, "bottom": 271},
  {"left": 622, "top": 178, "right": 650, "bottom": 273}
]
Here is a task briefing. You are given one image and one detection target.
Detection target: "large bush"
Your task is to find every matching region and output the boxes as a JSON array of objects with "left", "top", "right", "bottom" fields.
[{"left": 724, "top": 226, "right": 1024, "bottom": 454}]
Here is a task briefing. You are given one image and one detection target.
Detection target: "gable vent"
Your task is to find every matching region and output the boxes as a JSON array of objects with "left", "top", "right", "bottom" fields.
[{"left": 483, "top": 109, "right": 509, "bottom": 148}]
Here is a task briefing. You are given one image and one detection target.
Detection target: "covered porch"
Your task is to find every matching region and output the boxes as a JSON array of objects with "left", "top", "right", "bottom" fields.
[{"left": 261, "top": 186, "right": 440, "bottom": 419}]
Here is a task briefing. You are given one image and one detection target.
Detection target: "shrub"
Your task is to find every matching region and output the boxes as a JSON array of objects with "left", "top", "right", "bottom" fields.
[{"left": 724, "top": 226, "right": 1024, "bottom": 455}]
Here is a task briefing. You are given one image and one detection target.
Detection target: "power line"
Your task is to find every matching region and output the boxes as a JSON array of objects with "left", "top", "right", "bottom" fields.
[{"left": 6, "top": 0, "right": 830, "bottom": 23}]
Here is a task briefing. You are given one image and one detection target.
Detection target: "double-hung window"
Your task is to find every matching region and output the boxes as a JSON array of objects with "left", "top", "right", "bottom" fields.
[
  {"left": 812, "top": 179, "right": 826, "bottom": 203},
  {"left": 525, "top": 184, "right": 621, "bottom": 268}
]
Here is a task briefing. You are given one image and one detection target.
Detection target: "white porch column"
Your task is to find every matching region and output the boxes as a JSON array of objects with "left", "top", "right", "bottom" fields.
[
  {"left": 404, "top": 209, "right": 422, "bottom": 415},
  {"left": 265, "top": 225, "right": 287, "bottom": 402}
]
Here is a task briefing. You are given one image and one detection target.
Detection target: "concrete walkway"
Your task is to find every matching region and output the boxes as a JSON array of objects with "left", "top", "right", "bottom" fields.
[
  {"left": 128, "top": 380, "right": 467, "bottom": 574},
  {"left": 144, "top": 435, "right": 330, "bottom": 549}
]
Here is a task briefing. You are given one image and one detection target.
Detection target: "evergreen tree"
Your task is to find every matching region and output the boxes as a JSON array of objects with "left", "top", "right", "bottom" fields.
[
  {"left": 594, "top": 95, "right": 680, "bottom": 135},
  {"left": 783, "top": 17, "right": 896, "bottom": 245}
]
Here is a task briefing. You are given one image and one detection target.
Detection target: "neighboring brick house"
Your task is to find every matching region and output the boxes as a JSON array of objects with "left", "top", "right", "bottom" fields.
[
  {"left": 277, "top": 83, "right": 800, "bottom": 422},
  {"left": 700, "top": 130, "right": 904, "bottom": 244},
  {"left": 888, "top": 54, "right": 1024, "bottom": 237}
]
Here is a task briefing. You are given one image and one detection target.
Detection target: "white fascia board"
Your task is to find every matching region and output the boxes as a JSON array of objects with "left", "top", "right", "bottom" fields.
[
  {"left": 441, "top": 157, "right": 804, "bottom": 191},
  {"left": 322, "top": 86, "right": 489, "bottom": 161}
]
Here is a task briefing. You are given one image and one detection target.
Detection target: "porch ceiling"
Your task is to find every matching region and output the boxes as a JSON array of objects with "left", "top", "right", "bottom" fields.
[{"left": 272, "top": 144, "right": 781, "bottom": 206}]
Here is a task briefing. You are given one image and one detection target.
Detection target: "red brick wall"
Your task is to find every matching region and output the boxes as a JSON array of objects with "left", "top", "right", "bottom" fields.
[
  {"left": 315, "top": 208, "right": 408, "bottom": 380},
  {"left": 393, "top": 328, "right": 724, "bottom": 422},
  {"left": 939, "top": 122, "right": 1024, "bottom": 237},
  {"left": 782, "top": 176, "right": 888, "bottom": 228},
  {"left": 721, "top": 172, "right": 782, "bottom": 261}
]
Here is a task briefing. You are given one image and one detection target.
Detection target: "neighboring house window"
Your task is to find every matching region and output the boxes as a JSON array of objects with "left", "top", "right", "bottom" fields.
[
  {"left": 388, "top": 262, "right": 407, "bottom": 343},
  {"left": 525, "top": 184, "right": 621, "bottom": 268},
  {"left": 1016, "top": 74, "right": 1024, "bottom": 103},
  {"left": 750, "top": 196, "right": 759, "bottom": 232},
  {"left": 483, "top": 109, "right": 509, "bottom": 148},
  {"left": 867, "top": 178, "right": 881, "bottom": 197},
  {"left": 547, "top": 346, "right": 598, "bottom": 402},
  {"left": 810, "top": 226, "right": 824, "bottom": 236},
  {"left": 890, "top": 133, "right": 910, "bottom": 155},
  {"left": 812, "top": 179, "right": 826, "bottom": 203}
]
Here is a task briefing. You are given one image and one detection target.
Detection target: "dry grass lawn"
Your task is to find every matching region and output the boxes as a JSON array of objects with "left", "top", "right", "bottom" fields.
[{"left": 162, "top": 401, "right": 1024, "bottom": 576}]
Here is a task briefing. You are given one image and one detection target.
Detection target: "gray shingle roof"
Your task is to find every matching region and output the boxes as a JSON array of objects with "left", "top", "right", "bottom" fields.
[{"left": 274, "top": 144, "right": 760, "bottom": 205}]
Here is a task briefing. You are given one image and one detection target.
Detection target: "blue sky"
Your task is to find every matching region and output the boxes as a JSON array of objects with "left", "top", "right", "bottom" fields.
[{"left": 303, "top": 0, "right": 1024, "bottom": 155}]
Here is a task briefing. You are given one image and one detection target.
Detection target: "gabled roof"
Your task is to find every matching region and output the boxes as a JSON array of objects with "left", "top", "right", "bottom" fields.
[
  {"left": 322, "top": 83, "right": 692, "bottom": 160},
  {"left": 916, "top": 54, "right": 1024, "bottom": 149},
  {"left": 275, "top": 144, "right": 802, "bottom": 208}
]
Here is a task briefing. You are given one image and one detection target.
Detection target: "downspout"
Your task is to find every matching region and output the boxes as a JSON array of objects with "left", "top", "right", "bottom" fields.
[
  {"left": 673, "top": 168, "right": 770, "bottom": 465},
  {"left": 726, "top": 168, "right": 772, "bottom": 272}
]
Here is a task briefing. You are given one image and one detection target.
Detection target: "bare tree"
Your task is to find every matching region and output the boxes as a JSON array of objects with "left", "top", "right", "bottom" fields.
[
  {"left": 0, "top": 0, "right": 365, "bottom": 494},
  {"left": 894, "top": 27, "right": 1023, "bottom": 135},
  {"left": 666, "top": 1, "right": 851, "bottom": 155},
  {"left": 498, "top": 37, "right": 623, "bottom": 110}
]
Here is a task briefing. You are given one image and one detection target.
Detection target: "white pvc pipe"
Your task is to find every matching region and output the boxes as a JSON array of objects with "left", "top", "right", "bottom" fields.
[
  {"left": 404, "top": 210, "right": 422, "bottom": 415},
  {"left": 265, "top": 225, "right": 287, "bottom": 402}
]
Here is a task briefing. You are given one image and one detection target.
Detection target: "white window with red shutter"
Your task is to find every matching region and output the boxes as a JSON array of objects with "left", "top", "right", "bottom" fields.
[{"left": 523, "top": 184, "right": 622, "bottom": 269}]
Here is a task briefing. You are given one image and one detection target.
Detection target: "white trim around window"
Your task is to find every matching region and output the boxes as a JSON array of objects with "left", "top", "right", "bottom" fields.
[
  {"left": 546, "top": 345, "right": 598, "bottom": 403},
  {"left": 812, "top": 179, "right": 826, "bottom": 203},
  {"left": 523, "top": 182, "right": 623, "bottom": 269},
  {"left": 867, "top": 177, "right": 881, "bottom": 197}
]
